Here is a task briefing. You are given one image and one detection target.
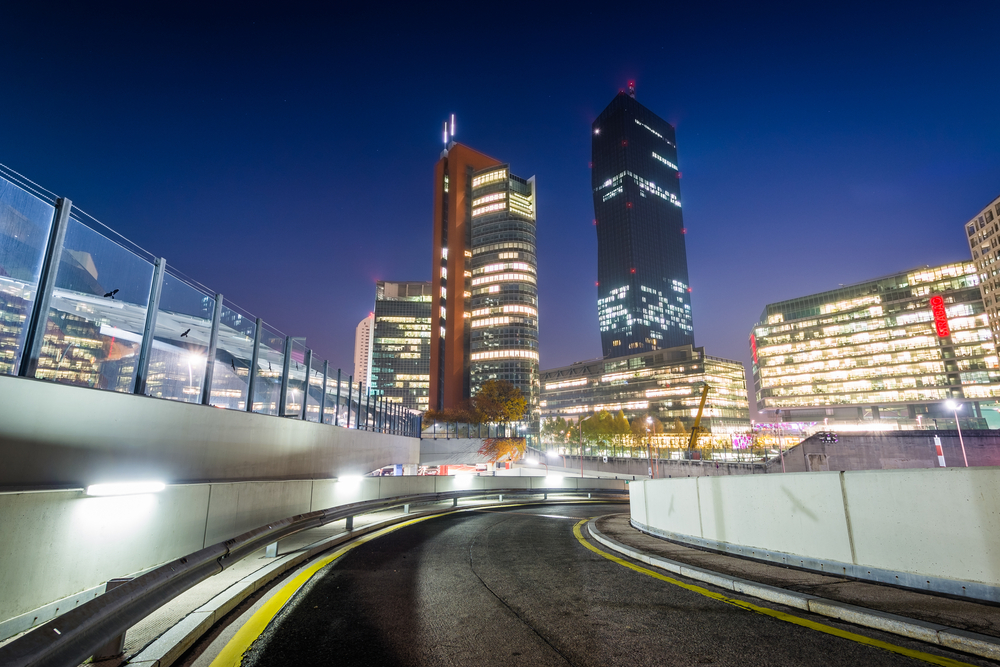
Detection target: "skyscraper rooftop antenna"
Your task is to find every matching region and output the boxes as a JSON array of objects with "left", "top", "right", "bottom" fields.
[
  {"left": 443, "top": 121, "right": 448, "bottom": 146},
  {"left": 450, "top": 114, "right": 455, "bottom": 138},
  {"left": 628, "top": 81, "right": 636, "bottom": 99}
]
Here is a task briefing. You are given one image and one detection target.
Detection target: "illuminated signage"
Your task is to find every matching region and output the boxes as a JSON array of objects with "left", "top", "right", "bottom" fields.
[
  {"left": 930, "top": 295, "right": 950, "bottom": 338},
  {"left": 750, "top": 333, "right": 758, "bottom": 363}
]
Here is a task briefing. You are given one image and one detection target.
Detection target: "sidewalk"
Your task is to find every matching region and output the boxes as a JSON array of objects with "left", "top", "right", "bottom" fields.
[{"left": 594, "top": 513, "right": 1000, "bottom": 660}]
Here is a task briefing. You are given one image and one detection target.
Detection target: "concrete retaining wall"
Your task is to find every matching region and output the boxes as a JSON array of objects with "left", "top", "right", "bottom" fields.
[
  {"left": 0, "top": 475, "right": 627, "bottom": 637},
  {"left": 631, "top": 468, "right": 1000, "bottom": 597},
  {"left": 0, "top": 375, "right": 418, "bottom": 489}
]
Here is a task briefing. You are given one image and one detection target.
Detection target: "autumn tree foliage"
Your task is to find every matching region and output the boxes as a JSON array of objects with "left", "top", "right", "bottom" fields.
[
  {"left": 477, "top": 437, "right": 527, "bottom": 463},
  {"left": 472, "top": 379, "right": 527, "bottom": 425}
]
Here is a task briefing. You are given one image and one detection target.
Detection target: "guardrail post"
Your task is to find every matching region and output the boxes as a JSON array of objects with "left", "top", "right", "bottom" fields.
[
  {"left": 300, "top": 348, "right": 312, "bottom": 420},
  {"left": 265, "top": 542, "right": 278, "bottom": 558},
  {"left": 499, "top": 494, "right": 503, "bottom": 503},
  {"left": 452, "top": 497, "right": 458, "bottom": 507},
  {"left": 134, "top": 257, "right": 165, "bottom": 395},
  {"left": 403, "top": 504, "right": 410, "bottom": 514},
  {"left": 320, "top": 360, "right": 329, "bottom": 423},
  {"left": 92, "top": 578, "right": 131, "bottom": 660},
  {"left": 201, "top": 294, "right": 223, "bottom": 405},
  {"left": 278, "top": 336, "right": 292, "bottom": 416},
  {"left": 345, "top": 516, "right": 354, "bottom": 530},
  {"left": 246, "top": 318, "right": 262, "bottom": 412},
  {"left": 19, "top": 197, "right": 71, "bottom": 378}
]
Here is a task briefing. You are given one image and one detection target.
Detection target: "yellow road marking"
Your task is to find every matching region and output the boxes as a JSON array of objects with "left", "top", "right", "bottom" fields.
[
  {"left": 210, "top": 514, "right": 441, "bottom": 667},
  {"left": 211, "top": 500, "right": 593, "bottom": 666},
  {"left": 571, "top": 520, "right": 975, "bottom": 667}
]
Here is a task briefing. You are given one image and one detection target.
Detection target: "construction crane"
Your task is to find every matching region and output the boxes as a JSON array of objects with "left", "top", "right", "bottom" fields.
[{"left": 687, "top": 383, "right": 711, "bottom": 456}]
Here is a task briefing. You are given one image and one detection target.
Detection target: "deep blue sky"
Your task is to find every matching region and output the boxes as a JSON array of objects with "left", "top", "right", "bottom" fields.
[{"left": 3, "top": 2, "right": 999, "bottom": 415}]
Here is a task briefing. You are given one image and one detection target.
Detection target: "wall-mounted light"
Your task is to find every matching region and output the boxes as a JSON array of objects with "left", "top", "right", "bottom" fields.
[{"left": 85, "top": 481, "right": 165, "bottom": 497}]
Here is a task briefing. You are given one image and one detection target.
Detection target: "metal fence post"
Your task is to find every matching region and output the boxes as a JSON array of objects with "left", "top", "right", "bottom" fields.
[
  {"left": 335, "top": 369, "right": 342, "bottom": 426},
  {"left": 19, "top": 197, "right": 72, "bottom": 378},
  {"left": 278, "top": 336, "right": 292, "bottom": 416},
  {"left": 346, "top": 374, "right": 353, "bottom": 428},
  {"left": 320, "top": 360, "right": 329, "bottom": 424},
  {"left": 134, "top": 257, "right": 166, "bottom": 395},
  {"left": 201, "top": 293, "right": 223, "bottom": 405},
  {"left": 246, "top": 318, "right": 262, "bottom": 412},
  {"left": 364, "top": 384, "right": 371, "bottom": 430},
  {"left": 300, "top": 348, "right": 312, "bottom": 420}
]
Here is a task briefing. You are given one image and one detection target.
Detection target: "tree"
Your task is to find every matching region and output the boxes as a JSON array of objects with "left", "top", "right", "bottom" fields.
[
  {"left": 472, "top": 380, "right": 527, "bottom": 426},
  {"left": 478, "top": 437, "right": 526, "bottom": 463}
]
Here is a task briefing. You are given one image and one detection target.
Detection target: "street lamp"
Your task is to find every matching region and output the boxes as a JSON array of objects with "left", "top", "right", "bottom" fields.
[
  {"left": 944, "top": 400, "right": 969, "bottom": 467},
  {"left": 646, "top": 416, "right": 655, "bottom": 479}
]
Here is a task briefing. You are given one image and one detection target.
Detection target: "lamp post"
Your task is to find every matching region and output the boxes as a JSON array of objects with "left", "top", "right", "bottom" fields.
[
  {"left": 945, "top": 400, "right": 969, "bottom": 467},
  {"left": 646, "top": 416, "right": 656, "bottom": 479},
  {"left": 776, "top": 410, "right": 786, "bottom": 473}
]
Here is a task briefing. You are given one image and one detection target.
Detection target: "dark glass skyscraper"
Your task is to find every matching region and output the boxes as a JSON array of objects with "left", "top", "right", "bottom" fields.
[{"left": 593, "top": 85, "right": 693, "bottom": 358}]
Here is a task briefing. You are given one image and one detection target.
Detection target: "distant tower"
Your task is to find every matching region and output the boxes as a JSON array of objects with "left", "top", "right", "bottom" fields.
[
  {"left": 593, "top": 85, "right": 693, "bottom": 357},
  {"left": 354, "top": 313, "right": 374, "bottom": 389},
  {"left": 429, "top": 123, "right": 539, "bottom": 423}
]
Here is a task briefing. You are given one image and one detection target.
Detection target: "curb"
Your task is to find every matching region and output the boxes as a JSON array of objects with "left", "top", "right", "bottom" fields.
[{"left": 586, "top": 519, "right": 1000, "bottom": 662}]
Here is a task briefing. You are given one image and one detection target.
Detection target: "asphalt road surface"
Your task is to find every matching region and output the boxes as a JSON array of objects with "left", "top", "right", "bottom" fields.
[{"left": 224, "top": 503, "right": 988, "bottom": 667}]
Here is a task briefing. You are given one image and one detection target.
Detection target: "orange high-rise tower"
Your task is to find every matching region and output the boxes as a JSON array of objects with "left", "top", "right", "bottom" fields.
[{"left": 429, "top": 129, "right": 502, "bottom": 411}]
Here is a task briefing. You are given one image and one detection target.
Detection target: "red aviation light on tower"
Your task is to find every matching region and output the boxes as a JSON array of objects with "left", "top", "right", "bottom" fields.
[{"left": 930, "top": 295, "right": 950, "bottom": 337}]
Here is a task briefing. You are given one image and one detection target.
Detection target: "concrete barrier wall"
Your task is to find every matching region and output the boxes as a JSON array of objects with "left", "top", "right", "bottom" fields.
[
  {"left": 0, "top": 475, "right": 627, "bottom": 637},
  {"left": 0, "top": 375, "right": 418, "bottom": 489},
  {"left": 632, "top": 467, "right": 1000, "bottom": 594}
]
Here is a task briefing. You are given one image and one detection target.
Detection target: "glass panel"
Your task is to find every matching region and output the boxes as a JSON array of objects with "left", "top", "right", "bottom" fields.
[
  {"left": 37, "top": 217, "right": 153, "bottom": 391},
  {"left": 144, "top": 273, "right": 214, "bottom": 403},
  {"left": 209, "top": 303, "right": 255, "bottom": 410},
  {"left": 284, "top": 338, "right": 307, "bottom": 417},
  {"left": 0, "top": 176, "right": 55, "bottom": 375},
  {"left": 305, "top": 357, "right": 324, "bottom": 422},
  {"left": 252, "top": 325, "right": 284, "bottom": 415}
]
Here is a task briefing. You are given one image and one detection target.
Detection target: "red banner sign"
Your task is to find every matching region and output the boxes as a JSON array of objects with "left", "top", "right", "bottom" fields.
[
  {"left": 930, "top": 295, "right": 950, "bottom": 338},
  {"left": 750, "top": 333, "right": 758, "bottom": 363}
]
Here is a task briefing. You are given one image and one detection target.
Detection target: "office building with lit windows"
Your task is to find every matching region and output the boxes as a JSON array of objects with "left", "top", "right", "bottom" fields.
[
  {"left": 370, "top": 281, "right": 432, "bottom": 411},
  {"left": 430, "top": 129, "right": 539, "bottom": 428},
  {"left": 965, "top": 193, "right": 1000, "bottom": 350},
  {"left": 749, "top": 262, "right": 998, "bottom": 428},
  {"left": 540, "top": 345, "right": 749, "bottom": 438},
  {"left": 593, "top": 83, "right": 693, "bottom": 358}
]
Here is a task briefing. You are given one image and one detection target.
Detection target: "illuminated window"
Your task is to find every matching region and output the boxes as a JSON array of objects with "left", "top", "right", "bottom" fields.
[
  {"left": 473, "top": 202, "right": 507, "bottom": 217},
  {"left": 472, "top": 192, "right": 506, "bottom": 207},
  {"left": 472, "top": 169, "right": 507, "bottom": 187},
  {"left": 471, "top": 349, "right": 539, "bottom": 362},
  {"left": 652, "top": 152, "right": 678, "bottom": 170}
]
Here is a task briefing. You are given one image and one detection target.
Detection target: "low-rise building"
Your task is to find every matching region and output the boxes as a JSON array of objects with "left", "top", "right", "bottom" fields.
[
  {"left": 540, "top": 344, "right": 750, "bottom": 447},
  {"left": 749, "top": 261, "right": 997, "bottom": 429}
]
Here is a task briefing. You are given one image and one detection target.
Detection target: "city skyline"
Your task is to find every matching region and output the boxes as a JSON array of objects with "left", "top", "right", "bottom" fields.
[{"left": 2, "top": 4, "right": 998, "bottom": 419}]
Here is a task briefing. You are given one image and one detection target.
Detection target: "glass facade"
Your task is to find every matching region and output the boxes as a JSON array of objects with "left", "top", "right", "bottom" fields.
[
  {"left": 0, "top": 163, "right": 421, "bottom": 437},
  {"left": 469, "top": 165, "right": 540, "bottom": 426},
  {"left": 750, "top": 262, "right": 997, "bottom": 427},
  {"left": 966, "top": 193, "right": 1000, "bottom": 351},
  {"left": 593, "top": 90, "right": 693, "bottom": 358},
  {"left": 540, "top": 344, "right": 749, "bottom": 439},
  {"left": 370, "top": 281, "right": 432, "bottom": 411}
]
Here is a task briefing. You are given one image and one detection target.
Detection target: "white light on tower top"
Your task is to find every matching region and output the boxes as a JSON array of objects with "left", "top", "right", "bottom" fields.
[
  {"left": 443, "top": 121, "right": 448, "bottom": 145},
  {"left": 450, "top": 114, "right": 455, "bottom": 137}
]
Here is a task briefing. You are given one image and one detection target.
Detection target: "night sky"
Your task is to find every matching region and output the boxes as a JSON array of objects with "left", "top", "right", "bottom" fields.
[{"left": 3, "top": 3, "right": 999, "bottom": 416}]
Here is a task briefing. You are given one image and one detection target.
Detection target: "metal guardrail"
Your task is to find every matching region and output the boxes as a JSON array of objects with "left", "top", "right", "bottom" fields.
[{"left": 0, "top": 487, "right": 627, "bottom": 667}]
